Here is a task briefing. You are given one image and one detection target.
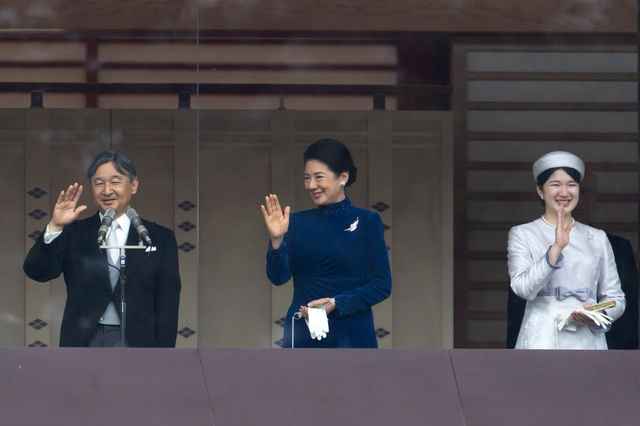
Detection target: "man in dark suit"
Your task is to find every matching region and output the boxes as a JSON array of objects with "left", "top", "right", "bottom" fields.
[
  {"left": 507, "top": 168, "right": 638, "bottom": 349},
  {"left": 24, "top": 151, "right": 181, "bottom": 347}
]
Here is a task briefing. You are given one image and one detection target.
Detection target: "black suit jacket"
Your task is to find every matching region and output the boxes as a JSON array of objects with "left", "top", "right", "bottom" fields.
[{"left": 24, "top": 212, "right": 181, "bottom": 347}]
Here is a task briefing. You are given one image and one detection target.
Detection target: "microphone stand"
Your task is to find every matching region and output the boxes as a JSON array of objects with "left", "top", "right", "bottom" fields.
[{"left": 101, "top": 240, "right": 148, "bottom": 347}]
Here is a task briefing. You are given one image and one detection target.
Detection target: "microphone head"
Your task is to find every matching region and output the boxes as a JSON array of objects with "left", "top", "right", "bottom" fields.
[
  {"left": 126, "top": 207, "right": 138, "bottom": 221},
  {"left": 105, "top": 207, "right": 116, "bottom": 219},
  {"left": 126, "top": 207, "right": 144, "bottom": 228},
  {"left": 103, "top": 207, "right": 116, "bottom": 225},
  {"left": 126, "top": 207, "right": 152, "bottom": 245}
]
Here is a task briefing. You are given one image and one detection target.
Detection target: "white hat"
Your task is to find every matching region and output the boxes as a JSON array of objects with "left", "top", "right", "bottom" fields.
[{"left": 533, "top": 151, "right": 585, "bottom": 182}]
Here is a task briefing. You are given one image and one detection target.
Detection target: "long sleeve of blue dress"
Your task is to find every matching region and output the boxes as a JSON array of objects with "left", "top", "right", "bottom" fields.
[{"left": 266, "top": 198, "right": 392, "bottom": 348}]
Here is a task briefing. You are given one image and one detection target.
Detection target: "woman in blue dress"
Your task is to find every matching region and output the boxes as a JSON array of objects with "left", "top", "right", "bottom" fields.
[{"left": 261, "top": 138, "right": 392, "bottom": 348}]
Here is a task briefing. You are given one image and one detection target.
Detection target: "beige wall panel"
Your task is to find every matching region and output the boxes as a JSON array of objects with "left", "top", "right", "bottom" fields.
[
  {"left": 468, "top": 81, "right": 637, "bottom": 103},
  {"left": 467, "top": 51, "right": 637, "bottom": 72},
  {"left": 99, "top": 70, "right": 197, "bottom": 84},
  {"left": 0, "top": 68, "right": 85, "bottom": 83},
  {"left": 197, "top": 95, "right": 398, "bottom": 112},
  {"left": 113, "top": 109, "right": 198, "bottom": 348},
  {"left": 0, "top": 141, "right": 26, "bottom": 347},
  {"left": 197, "top": 43, "right": 397, "bottom": 65},
  {"left": 23, "top": 109, "right": 109, "bottom": 347},
  {"left": 24, "top": 110, "right": 52, "bottom": 348},
  {"left": 198, "top": 145, "right": 273, "bottom": 348},
  {"left": 98, "top": 95, "right": 185, "bottom": 110},
  {"left": 0, "top": 42, "right": 85, "bottom": 60},
  {"left": 197, "top": 70, "right": 397, "bottom": 85},
  {"left": 172, "top": 110, "right": 198, "bottom": 348},
  {"left": 99, "top": 44, "right": 197, "bottom": 63},
  {"left": 0, "top": 94, "right": 86, "bottom": 109},
  {"left": 0, "top": 94, "right": 32, "bottom": 109},
  {"left": 368, "top": 112, "right": 394, "bottom": 349},
  {"left": 41, "top": 95, "right": 88, "bottom": 109},
  {"left": 7, "top": 108, "right": 454, "bottom": 350},
  {"left": 267, "top": 111, "right": 297, "bottom": 347},
  {"left": 392, "top": 146, "right": 449, "bottom": 348}
]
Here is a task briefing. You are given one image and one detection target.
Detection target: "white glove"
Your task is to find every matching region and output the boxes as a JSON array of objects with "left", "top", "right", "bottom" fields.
[{"left": 305, "top": 307, "right": 329, "bottom": 340}]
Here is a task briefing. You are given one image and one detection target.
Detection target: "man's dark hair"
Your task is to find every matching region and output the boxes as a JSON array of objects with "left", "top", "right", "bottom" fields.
[{"left": 87, "top": 151, "right": 137, "bottom": 182}]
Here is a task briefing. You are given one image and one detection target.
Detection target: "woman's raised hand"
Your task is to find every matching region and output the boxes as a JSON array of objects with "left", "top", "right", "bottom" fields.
[
  {"left": 549, "top": 205, "right": 573, "bottom": 265},
  {"left": 555, "top": 205, "right": 573, "bottom": 248},
  {"left": 261, "top": 194, "right": 290, "bottom": 249}
]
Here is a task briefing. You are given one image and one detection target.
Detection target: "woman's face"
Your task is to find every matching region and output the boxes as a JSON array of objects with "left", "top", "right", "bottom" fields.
[
  {"left": 536, "top": 168, "right": 580, "bottom": 217},
  {"left": 304, "top": 159, "right": 348, "bottom": 206}
]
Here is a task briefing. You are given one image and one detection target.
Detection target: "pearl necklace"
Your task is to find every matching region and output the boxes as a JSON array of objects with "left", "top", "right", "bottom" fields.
[{"left": 541, "top": 215, "right": 574, "bottom": 228}]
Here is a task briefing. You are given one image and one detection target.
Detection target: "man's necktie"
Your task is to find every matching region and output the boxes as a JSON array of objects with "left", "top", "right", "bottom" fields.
[{"left": 106, "top": 222, "right": 120, "bottom": 288}]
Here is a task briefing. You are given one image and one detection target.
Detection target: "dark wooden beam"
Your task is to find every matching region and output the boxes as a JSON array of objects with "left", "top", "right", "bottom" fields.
[{"left": 2, "top": 0, "right": 636, "bottom": 33}]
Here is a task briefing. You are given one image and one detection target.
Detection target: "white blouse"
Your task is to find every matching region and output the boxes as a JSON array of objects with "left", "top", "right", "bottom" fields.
[{"left": 508, "top": 218, "right": 625, "bottom": 349}]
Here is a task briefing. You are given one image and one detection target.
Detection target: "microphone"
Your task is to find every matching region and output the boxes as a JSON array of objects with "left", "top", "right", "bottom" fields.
[
  {"left": 126, "top": 207, "right": 152, "bottom": 246},
  {"left": 97, "top": 207, "right": 116, "bottom": 245}
]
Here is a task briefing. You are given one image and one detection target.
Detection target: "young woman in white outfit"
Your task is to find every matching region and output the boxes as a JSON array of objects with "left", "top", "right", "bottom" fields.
[{"left": 508, "top": 151, "right": 625, "bottom": 349}]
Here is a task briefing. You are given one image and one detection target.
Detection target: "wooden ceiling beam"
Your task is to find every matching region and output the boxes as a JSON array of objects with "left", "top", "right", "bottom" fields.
[{"left": 1, "top": 0, "right": 635, "bottom": 34}]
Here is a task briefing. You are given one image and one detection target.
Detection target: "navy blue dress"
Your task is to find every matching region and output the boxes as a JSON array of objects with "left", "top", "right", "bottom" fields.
[{"left": 267, "top": 198, "right": 392, "bottom": 348}]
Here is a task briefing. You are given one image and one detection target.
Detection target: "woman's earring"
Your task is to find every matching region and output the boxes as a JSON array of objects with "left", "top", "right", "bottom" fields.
[
  {"left": 340, "top": 182, "right": 346, "bottom": 187},
  {"left": 540, "top": 196, "right": 544, "bottom": 200}
]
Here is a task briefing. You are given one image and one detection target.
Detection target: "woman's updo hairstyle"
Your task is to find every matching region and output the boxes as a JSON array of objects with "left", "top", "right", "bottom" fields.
[{"left": 303, "top": 138, "right": 357, "bottom": 186}]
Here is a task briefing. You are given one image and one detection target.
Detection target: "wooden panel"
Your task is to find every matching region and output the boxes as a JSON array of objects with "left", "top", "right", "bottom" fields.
[
  {"left": 113, "top": 109, "right": 199, "bottom": 349},
  {"left": 453, "top": 43, "right": 639, "bottom": 349},
  {"left": 196, "top": 109, "right": 452, "bottom": 349},
  {"left": 22, "top": 109, "right": 110, "bottom": 348},
  {"left": 198, "top": 130, "right": 273, "bottom": 348},
  {"left": 3, "top": 0, "right": 636, "bottom": 33},
  {"left": 0, "top": 111, "right": 26, "bottom": 347},
  {"left": 392, "top": 112, "right": 453, "bottom": 348},
  {"left": 8, "top": 107, "right": 452, "bottom": 349}
]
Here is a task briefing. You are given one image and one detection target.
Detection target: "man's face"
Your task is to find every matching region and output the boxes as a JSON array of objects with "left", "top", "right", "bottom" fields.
[{"left": 91, "top": 162, "right": 138, "bottom": 218}]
